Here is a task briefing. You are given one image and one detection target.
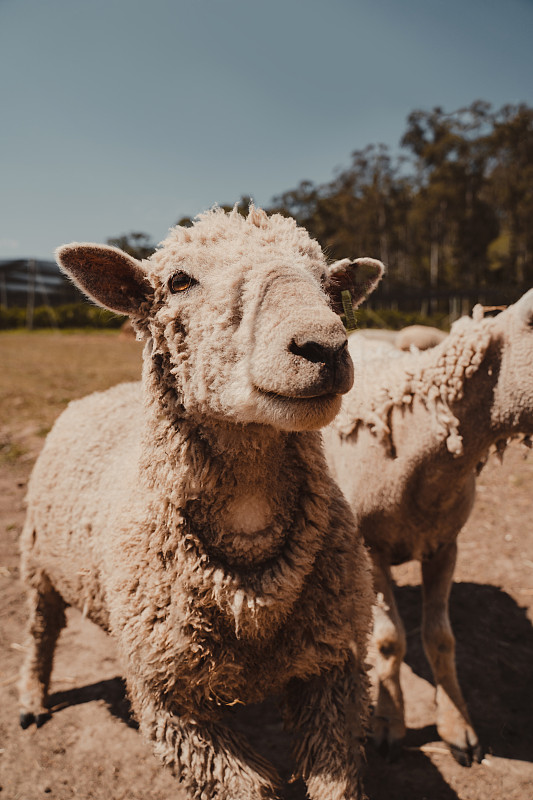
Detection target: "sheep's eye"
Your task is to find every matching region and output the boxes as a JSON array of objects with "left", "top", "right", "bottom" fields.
[{"left": 169, "top": 271, "right": 196, "bottom": 294}]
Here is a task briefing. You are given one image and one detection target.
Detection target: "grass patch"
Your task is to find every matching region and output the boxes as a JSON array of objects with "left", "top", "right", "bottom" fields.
[
  {"left": 36, "top": 425, "right": 51, "bottom": 438},
  {"left": 0, "top": 439, "right": 26, "bottom": 465},
  {"left": 0, "top": 303, "right": 126, "bottom": 331}
]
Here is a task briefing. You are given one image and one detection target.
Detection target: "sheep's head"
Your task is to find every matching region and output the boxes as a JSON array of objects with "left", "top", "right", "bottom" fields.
[
  {"left": 491, "top": 288, "right": 533, "bottom": 435},
  {"left": 57, "top": 207, "right": 383, "bottom": 431}
]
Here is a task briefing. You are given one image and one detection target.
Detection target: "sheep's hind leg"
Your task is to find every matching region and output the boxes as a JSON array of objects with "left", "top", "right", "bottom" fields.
[
  {"left": 371, "top": 554, "right": 406, "bottom": 760},
  {"left": 135, "top": 692, "right": 281, "bottom": 800},
  {"left": 421, "top": 542, "right": 483, "bottom": 766},
  {"left": 18, "top": 574, "right": 67, "bottom": 729}
]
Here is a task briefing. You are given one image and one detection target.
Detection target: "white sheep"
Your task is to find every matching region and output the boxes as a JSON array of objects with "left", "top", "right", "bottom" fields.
[
  {"left": 322, "top": 291, "right": 533, "bottom": 766},
  {"left": 394, "top": 324, "right": 447, "bottom": 351},
  {"left": 354, "top": 325, "right": 447, "bottom": 351},
  {"left": 18, "top": 206, "right": 384, "bottom": 800}
]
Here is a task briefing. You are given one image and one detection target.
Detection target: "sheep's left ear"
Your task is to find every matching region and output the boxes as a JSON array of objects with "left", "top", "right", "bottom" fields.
[
  {"left": 516, "top": 287, "right": 533, "bottom": 326},
  {"left": 56, "top": 243, "right": 154, "bottom": 315},
  {"left": 325, "top": 257, "right": 385, "bottom": 315}
]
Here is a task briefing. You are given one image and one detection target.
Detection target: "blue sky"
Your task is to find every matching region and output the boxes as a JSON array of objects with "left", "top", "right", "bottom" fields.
[{"left": 1, "top": 0, "right": 533, "bottom": 259}]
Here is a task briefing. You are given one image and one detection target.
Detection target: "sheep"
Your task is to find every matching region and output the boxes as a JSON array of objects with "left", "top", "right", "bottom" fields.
[
  {"left": 18, "top": 206, "right": 384, "bottom": 800},
  {"left": 394, "top": 324, "right": 447, "bottom": 351},
  {"left": 322, "top": 290, "right": 533, "bottom": 767},
  {"left": 354, "top": 325, "right": 447, "bottom": 352}
]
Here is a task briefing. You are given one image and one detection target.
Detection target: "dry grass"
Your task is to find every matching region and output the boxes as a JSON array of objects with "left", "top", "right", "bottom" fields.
[{"left": 0, "top": 331, "right": 142, "bottom": 457}]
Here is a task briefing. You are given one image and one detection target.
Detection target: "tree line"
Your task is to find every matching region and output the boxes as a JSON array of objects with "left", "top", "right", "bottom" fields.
[{"left": 111, "top": 101, "right": 533, "bottom": 312}]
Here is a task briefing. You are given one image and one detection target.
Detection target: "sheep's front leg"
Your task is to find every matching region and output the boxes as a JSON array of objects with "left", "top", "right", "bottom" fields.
[
  {"left": 284, "top": 652, "right": 369, "bottom": 800},
  {"left": 370, "top": 553, "right": 406, "bottom": 758},
  {"left": 421, "top": 542, "right": 482, "bottom": 766},
  {"left": 132, "top": 690, "right": 280, "bottom": 800}
]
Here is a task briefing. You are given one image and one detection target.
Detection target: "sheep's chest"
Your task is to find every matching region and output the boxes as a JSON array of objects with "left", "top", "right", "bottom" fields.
[
  {"left": 118, "top": 494, "right": 362, "bottom": 720},
  {"left": 169, "top": 614, "right": 351, "bottom": 720}
]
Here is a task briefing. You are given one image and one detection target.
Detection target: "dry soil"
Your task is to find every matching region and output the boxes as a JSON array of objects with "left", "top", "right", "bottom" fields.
[{"left": 0, "top": 331, "right": 532, "bottom": 800}]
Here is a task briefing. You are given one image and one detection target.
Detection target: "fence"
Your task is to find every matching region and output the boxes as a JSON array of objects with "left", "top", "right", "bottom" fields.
[
  {"left": 1, "top": 257, "right": 530, "bottom": 329},
  {"left": 0, "top": 258, "right": 83, "bottom": 328},
  {"left": 369, "top": 282, "right": 531, "bottom": 321}
]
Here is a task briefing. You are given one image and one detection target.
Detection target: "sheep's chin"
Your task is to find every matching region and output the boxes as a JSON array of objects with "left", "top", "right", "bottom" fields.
[{"left": 252, "top": 389, "right": 342, "bottom": 431}]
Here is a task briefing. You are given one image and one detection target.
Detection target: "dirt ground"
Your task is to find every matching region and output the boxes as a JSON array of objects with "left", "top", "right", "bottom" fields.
[{"left": 1, "top": 331, "right": 532, "bottom": 800}]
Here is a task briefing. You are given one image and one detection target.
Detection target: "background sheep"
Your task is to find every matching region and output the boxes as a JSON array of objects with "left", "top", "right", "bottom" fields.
[
  {"left": 351, "top": 329, "right": 399, "bottom": 346},
  {"left": 394, "top": 324, "right": 447, "bottom": 351},
  {"left": 18, "top": 206, "right": 384, "bottom": 800},
  {"left": 322, "top": 290, "right": 533, "bottom": 767},
  {"left": 354, "top": 325, "right": 447, "bottom": 352}
]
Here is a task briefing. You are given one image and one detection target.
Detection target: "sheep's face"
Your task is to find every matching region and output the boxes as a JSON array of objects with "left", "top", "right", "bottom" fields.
[
  {"left": 57, "top": 208, "right": 383, "bottom": 431},
  {"left": 492, "top": 288, "right": 533, "bottom": 434}
]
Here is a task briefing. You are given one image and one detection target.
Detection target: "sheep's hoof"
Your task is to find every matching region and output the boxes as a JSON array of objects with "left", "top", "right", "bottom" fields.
[
  {"left": 376, "top": 736, "right": 404, "bottom": 762},
  {"left": 19, "top": 711, "right": 50, "bottom": 729},
  {"left": 372, "top": 712, "right": 405, "bottom": 761},
  {"left": 449, "top": 740, "right": 484, "bottom": 767},
  {"left": 19, "top": 712, "right": 35, "bottom": 729}
]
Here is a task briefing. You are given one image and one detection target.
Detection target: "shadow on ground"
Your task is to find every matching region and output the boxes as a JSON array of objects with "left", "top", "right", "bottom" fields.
[
  {"left": 44, "top": 582, "right": 533, "bottom": 799},
  {"left": 48, "top": 677, "right": 138, "bottom": 730},
  {"left": 397, "top": 581, "right": 533, "bottom": 763}
]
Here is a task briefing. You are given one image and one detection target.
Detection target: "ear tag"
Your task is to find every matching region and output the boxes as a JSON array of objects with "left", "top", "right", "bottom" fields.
[{"left": 341, "top": 290, "right": 357, "bottom": 332}]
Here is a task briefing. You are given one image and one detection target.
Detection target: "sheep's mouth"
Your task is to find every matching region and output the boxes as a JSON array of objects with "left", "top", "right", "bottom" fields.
[
  {"left": 251, "top": 385, "right": 343, "bottom": 430},
  {"left": 255, "top": 387, "right": 339, "bottom": 403}
]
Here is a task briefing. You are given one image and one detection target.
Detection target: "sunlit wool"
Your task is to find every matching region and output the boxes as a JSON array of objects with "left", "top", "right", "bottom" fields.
[
  {"left": 19, "top": 206, "right": 384, "bottom": 800},
  {"left": 323, "top": 290, "right": 533, "bottom": 764}
]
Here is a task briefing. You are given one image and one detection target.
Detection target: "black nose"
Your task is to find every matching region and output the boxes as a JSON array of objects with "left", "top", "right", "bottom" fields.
[{"left": 289, "top": 338, "right": 348, "bottom": 370}]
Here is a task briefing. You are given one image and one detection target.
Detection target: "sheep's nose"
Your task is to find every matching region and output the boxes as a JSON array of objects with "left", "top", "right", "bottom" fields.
[{"left": 289, "top": 338, "right": 348, "bottom": 370}]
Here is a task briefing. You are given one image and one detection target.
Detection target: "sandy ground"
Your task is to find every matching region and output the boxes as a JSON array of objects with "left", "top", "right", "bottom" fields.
[{"left": 0, "top": 331, "right": 532, "bottom": 800}]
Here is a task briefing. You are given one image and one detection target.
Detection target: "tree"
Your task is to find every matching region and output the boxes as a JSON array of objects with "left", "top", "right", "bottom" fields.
[
  {"left": 486, "top": 104, "right": 533, "bottom": 284},
  {"left": 106, "top": 232, "right": 155, "bottom": 260},
  {"left": 172, "top": 101, "right": 533, "bottom": 307},
  {"left": 176, "top": 196, "right": 253, "bottom": 229},
  {"left": 402, "top": 102, "right": 498, "bottom": 296}
]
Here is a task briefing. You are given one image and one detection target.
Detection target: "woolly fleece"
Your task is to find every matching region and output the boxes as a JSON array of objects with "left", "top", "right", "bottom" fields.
[
  {"left": 323, "top": 289, "right": 533, "bottom": 763},
  {"left": 19, "top": 207, "right": 384, "bottom": 800}
]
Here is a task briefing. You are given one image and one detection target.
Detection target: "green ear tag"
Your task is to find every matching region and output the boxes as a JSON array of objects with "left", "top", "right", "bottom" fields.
[{"left": 341, "top": 290, "right": 357, "bottom": 332}]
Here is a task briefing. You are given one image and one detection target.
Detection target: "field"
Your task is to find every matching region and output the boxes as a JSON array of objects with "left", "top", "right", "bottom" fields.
[{"left": 1, "top": 331, "right": 532, "bottom": 800}]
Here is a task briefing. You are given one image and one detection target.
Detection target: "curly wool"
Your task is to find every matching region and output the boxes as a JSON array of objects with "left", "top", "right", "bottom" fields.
[
  {"left": 159, "top": 205, "right": 324, "bottom": 258},
  {"left": 323, "top": 290, "right": 533, "bottom": 764},
  {"left": 20, "top": 205, "right": 380, "bottom": 800},
  {"left": 336, "top": 312, "right": 493, "bottom": 456}
]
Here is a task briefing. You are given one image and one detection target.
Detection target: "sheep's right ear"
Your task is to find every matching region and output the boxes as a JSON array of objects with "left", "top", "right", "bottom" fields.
[{"left": 56, "top": 243, "right": 153, "bottom": 315}]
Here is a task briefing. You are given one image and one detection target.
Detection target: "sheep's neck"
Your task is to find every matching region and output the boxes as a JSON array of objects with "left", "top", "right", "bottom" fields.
[
  {"left": 140, "top": 397, "right": 330, "bottom": 637},
  {"left": 404, "top": 338, "right": 510, "bottom": 520},
  {"left": 444, "top": 337, "right": 511, "bottom": 468},
  {"left": 142, "top": 400, "right": 318, "bottom": 568},
  {"left": 359, "top": 320, "right": 503, "bottom": 472},
  {"left": 186, "top": 422, "right": 302, "bottom": 567}
]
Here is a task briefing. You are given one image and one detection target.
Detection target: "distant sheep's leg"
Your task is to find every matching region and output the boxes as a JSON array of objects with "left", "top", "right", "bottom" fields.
[
  {"left": 421, "top": 542, "right": 482, "bottom": 766},
  {"left": 133, "top": 691, "right": 280, "bottom": 800},
  {"left": 284, "top": 652, "right": 369, "bottom": 800},
  {"left": 370, "top": 554, "right": 406, "bottom": 759},
  {"left": 19, "top": 574, "right": 67, "bottom": 728}
]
